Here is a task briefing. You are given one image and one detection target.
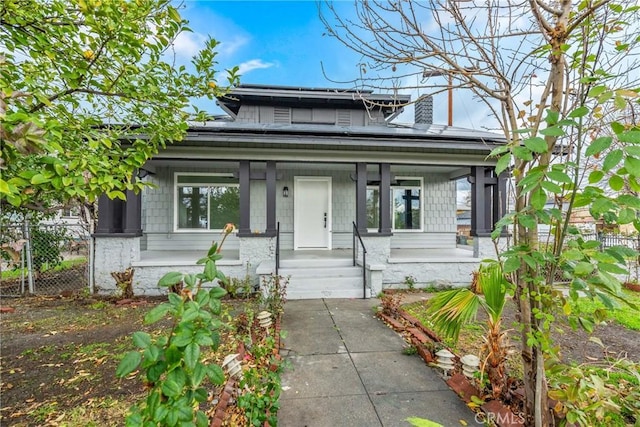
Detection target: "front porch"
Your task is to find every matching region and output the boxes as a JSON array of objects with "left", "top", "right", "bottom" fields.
[
  {"left": 112, "top": 244, "right": 485, "bottom": 299},
  {"left": 92, "top": 158, "right": 506, "bottom": 298},
  {"left": 132, "top": 246, "right": 476, "bottom": 268}
]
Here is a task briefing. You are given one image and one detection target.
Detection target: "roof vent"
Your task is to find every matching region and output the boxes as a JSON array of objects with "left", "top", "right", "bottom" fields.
[
  {"left": 415, "top": 95, "right": 433, "bottom": 125},
  {"left": 274, "top": 107, "right": 291, "bottom": 124},
  {"left": 336, "top": 110, "right": 351, "bottom": 126}
]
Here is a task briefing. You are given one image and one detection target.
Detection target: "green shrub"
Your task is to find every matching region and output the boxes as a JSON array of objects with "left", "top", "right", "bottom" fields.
[
  {"left": 116, "top": 242, "right": 228, "bottom": 426},
  {"left": 31, "top": 226, "right": 67, "bottom": 273}
]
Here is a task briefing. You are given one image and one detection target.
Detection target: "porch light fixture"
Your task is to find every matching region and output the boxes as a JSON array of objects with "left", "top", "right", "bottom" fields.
[
  {"left": 137, "top": 168, "right": 154, "bottom": 179},
  {"left": 282, "top": 186, "right": 289, "bottom": 198}
]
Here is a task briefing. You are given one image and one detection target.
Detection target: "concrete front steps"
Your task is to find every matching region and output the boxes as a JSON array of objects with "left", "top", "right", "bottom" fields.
[{"left": 278, "top": 258, "right": 368, "bottom": 300}]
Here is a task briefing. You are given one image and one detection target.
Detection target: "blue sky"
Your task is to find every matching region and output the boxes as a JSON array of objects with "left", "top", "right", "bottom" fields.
[
  {"left": 179, "top": 1, "right": 355, "bottom": 87},
  {"left": 176, "top": 1, "right": 490, "bottom": 129}
]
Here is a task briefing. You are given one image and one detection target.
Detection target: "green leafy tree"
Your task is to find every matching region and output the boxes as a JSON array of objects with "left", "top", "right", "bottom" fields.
[
  {"left": 1, "top": 0, "right": 239, "bottom": 214},
  {"left": 322, "top": 1, "right": 640, "bottom": 424}
]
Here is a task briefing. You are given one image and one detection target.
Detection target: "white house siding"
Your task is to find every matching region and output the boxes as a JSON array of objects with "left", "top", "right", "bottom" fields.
[
  {"left": 384, "top": 259, "right": 478, "bottom": 288},
  {"left": 140, "top": 165, "right": 456, "bottom": 252},
  {"left": 423, "top": 174, "right": 457, "bottom": 233},
  {"left": 249, "top": 179, "right": 266, "bottom": 232},
  {"left": 141, "top": 165, "right": 240, "bottom": 252}
]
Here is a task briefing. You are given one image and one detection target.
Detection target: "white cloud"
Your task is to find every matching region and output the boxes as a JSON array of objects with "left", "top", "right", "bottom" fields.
[
  {"left": 238, "top": 59, "right": 276, "bottom": 75},
  {"left": 218, "top": 36, "right": 249, "bottom": 57},
  {"left": 172, "top": 31, "right": 208, "bottom": 59}
]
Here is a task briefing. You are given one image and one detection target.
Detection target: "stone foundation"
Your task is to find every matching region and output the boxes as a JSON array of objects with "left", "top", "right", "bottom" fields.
[{"left": 383, "top": 260, "right": 479, "bottom": 289}]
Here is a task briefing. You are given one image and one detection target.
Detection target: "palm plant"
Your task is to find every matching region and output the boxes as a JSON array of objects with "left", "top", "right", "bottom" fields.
[{"left": 427, "top": 261, "right": 512, "bottom": 399}]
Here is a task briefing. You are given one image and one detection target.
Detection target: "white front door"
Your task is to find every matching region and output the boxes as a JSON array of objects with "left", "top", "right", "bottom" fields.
[{"left": 294, "top": 177, "right": 332, "bottom": 249}]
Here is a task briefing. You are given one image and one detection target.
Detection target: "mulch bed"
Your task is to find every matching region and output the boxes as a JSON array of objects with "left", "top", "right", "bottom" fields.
[{"left": 377, "top": 289, "right": 640, "bottom": 427}]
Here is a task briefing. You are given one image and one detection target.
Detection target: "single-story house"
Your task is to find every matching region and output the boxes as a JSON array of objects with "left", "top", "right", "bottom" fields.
[{"left": 93, "top": 84, "right": 507, "bottom": 298}]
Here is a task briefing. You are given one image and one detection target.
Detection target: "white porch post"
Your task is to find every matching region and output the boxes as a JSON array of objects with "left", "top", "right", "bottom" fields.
[
  {"left": 239, "top": 236, "right": 275, "bottom": 289},
  {"left": 360, "top": 235, "right": 390, "bottom": 297},
  {"left": 473, "top": 236, "right": 497, "bottom": 259},
  {"left": 94, "top": 236, "right": 140, "bottom": 293}
]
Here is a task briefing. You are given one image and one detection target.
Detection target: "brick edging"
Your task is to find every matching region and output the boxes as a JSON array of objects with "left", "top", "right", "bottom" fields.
[
  {"left": 377, "top": 309, "right": 524, "bottom": 427},
  {"left": 209, "top": 315, "right": 283, "bottom": 427},
  {"left": 210, "top": 377, "right": 237, "bottom": 427},
  {"left": 398, "top": 309, "right": 441, "bottom": 342}
]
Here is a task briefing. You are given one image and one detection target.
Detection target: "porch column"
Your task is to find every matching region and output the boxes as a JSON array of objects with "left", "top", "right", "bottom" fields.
[
  {"left": 95, "top": 194, "right": 124, "bottom": 235},
  {"left": 470, "top": 166, "right": 490, "bottom": 236},
  {"left": 355, "top": 162, "right": 368, "bottom": 234},
  {"left": 484, "top": 168, "right": 493, "bottom": 234},
  {"left": 95, "top": 194, "right": 114, "bottom": 234},
  {"left": 470, "top": 166, "right": 508, "bottom": 237},
  {"left": 123, "top": 189, "right": 142, "bottom": 236},
  {"left": 238, "top": 161, "right": 251, "bottom": 236},
  {"left": 94, "top": 191, "right": 141, "bottom": 294},
  {"left": 265, "top": 161, "right": 277, "bottom": 237},
  {"left": 378, "top": 163, "right": 392, "bottom": 235}
]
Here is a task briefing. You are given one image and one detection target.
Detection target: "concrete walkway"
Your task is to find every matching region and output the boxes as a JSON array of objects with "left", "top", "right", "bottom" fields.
[{"left": 277, "top": 298, "right": 478, "bottom": 427}]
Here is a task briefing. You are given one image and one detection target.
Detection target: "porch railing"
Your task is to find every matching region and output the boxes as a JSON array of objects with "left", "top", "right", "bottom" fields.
[
  {"left": 275, "top": 221, "right": 280, "bottom": 275},
  {"left": 352, "top": 222, "right": 367, "bottom": 299}
]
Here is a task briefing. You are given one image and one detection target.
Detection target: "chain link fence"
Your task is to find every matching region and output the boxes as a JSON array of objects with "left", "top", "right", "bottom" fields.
[
  {"left": 538, "top": 231, "right": 640, "bottom": 283},
  {"left": 1, "top": 221, "right": 92, "bottom": 296}
]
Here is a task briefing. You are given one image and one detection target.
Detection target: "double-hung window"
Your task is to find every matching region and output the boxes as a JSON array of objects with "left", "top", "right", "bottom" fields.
[
  {"left": 175, "top": 173, "right": 240, "bottom": 231},
  {"left": 366, "top": 177, "right": 423, "bottom": 232}
]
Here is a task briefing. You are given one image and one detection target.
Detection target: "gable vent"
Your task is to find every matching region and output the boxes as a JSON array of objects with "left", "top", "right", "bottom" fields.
[
  {"left": 274, "top": 107, "right": 291, "bottom": 124},
  {"left": 336, "top": 110, "right": 351, "bottom": 126}
]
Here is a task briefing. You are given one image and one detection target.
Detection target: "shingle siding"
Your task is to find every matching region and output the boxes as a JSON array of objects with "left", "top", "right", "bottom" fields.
[{"left": 141, "top": 165, "right": 456, "bottom": 251}]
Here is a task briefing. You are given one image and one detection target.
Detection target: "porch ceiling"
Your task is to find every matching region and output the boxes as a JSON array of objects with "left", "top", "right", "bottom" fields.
[
  {"left": 145, "top": 159, "right": 466, "bottom": 174},
  {"left": 151, "top": 146, "right": 495, "bottom": 168}
]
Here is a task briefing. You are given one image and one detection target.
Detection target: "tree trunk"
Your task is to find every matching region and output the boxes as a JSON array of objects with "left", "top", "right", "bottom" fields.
[{"left": 111, "top": 268, "right": 135, "bottom": 299}]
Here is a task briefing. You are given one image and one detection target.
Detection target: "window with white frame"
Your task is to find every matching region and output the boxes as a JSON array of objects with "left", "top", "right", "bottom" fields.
[
  {"left": 366, "top": 177, "right": 423, "bottom": 232},
  {"left": 392, "top": 178, "right": 422, "bottom": 230},
  {"left": 175, "top": 173, "right": 239, "bottom": 231}
]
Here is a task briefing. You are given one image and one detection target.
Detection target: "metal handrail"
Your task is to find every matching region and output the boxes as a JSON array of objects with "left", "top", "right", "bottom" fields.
[
  {"left": 275, "top": 221, "right": 280, "bottom": 275},
  {"left": 352, "top": 222, "right": 367, "bottom": 299}
]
